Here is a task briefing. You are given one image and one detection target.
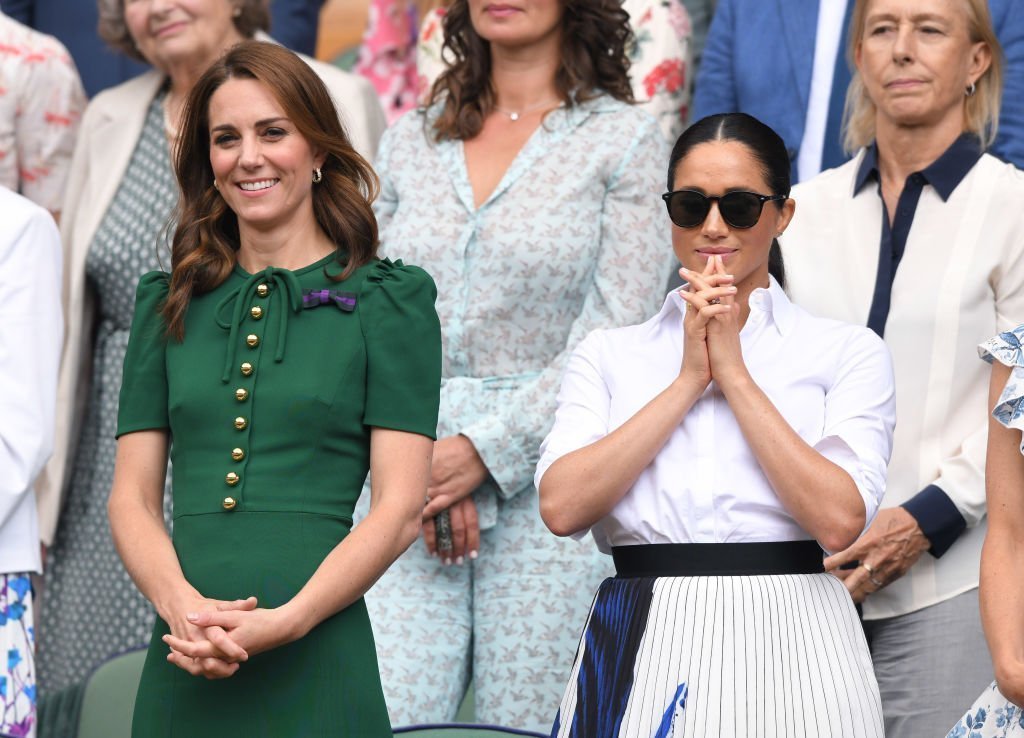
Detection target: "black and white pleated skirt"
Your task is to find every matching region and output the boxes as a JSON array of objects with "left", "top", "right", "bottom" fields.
[{"left": 550, "top": 542, "right": 884, "bottom": 738}]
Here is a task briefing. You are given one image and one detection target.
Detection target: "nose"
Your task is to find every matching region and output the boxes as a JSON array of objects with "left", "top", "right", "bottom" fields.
[
  {"left": 892, "top": 22, "right": 914, "bottom": 63},
  {"left": 701, "top": 201, "right": 729, "bottom": 239},
  {"left": 238, "top": 135, "right": 264, "bottom": 169},
  {"left": 149, "top": 0, "right": 173, "bottom": 16}
]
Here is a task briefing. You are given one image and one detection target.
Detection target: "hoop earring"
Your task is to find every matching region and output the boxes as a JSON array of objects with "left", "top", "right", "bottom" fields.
[
  {"left": 312, "top": 167, "right": 322, "bottom": 184},
  {"left": 232, "top": 5, "right": 242, "bottom": 17},
  {"left": 965, "top": 82, "right": 977, "bottom": 97}
]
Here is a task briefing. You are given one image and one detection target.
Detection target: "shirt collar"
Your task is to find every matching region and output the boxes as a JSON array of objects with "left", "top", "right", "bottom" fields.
[
  {"left": 657, "top": 275, "right": 795, "bottom": 337},
  {"left": 853, "top": 134, "right": 982, "bottom": 201}
]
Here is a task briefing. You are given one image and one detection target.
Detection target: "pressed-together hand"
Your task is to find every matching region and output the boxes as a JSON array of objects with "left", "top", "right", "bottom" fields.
[
  {"left": 677, "top": 255, "right": 743, "bottom": 387},
  {"left": 160, "top": 593, "right": 258, "bottom": 679},
  {"left": 165, "top": 601, "right": 302, "bottom": 670},
  {"left": 824, "top": 507, "right": 930, "bottom": 604}
]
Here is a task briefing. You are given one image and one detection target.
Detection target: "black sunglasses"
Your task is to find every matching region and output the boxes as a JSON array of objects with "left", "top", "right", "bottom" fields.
[{"left": 661, "top": 189, "right": 788, "bottom": 229}]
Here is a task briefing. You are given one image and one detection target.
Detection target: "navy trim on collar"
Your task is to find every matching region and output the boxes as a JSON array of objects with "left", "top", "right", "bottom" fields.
[{"left": 853, "top": 134, "right": 982, "bottom": 201}]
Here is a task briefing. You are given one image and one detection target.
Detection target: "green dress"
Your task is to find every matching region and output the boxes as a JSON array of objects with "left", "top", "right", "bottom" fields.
[{"left": 116, "top": 254, "right": 441, "bottom": 737}]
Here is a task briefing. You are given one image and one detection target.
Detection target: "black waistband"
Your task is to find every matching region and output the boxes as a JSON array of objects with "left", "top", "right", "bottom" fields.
[{"left": 612, "top": 541, "right": 825, "bottom": 577}]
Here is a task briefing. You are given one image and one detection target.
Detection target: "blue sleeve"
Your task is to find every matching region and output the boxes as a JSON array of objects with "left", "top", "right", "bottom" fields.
[
  {"left": 268, "top": 0, "right": 327, "bottom": 56},
  {"left": 901, "top": 484, "right": 968, "bottom": 558},
  {"left": 0, "top": 0, "right": 34, "bottom": 25},
  {"left": 691, "top": 0, "right": 739, "bottom": 121},
  {"left": 991, "top": 0, "right": 1024, "bottom": 168}
]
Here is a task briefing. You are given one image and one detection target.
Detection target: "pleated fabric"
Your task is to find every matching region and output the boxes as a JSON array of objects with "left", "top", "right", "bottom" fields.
[{"left": 551, "top": 573, "right": 884, "bottom": 738}]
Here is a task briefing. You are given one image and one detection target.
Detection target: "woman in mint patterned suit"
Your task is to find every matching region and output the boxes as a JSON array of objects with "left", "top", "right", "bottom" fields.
[
  {"left": 359, "top": 0, "right": 672, "bottom": 731},
  {"left": 947, "top": 326, "right": 1024, "bottom": 738}
]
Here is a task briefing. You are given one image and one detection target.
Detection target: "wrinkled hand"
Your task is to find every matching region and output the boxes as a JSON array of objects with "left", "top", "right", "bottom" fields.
[
  {"left": 677, "top": 257, "right": 735, "bottom": 390},
  {"left": 422, "top": 435, "right": 487, "bottom": 517},
  {"left": 825, "top": 507, "right": 930, "bottom": 604},
  {"left": 161, "top": 594, "right": 258, "bottom": 679},
  {"left": 164, "top": 600, "right": 300, "bottom": 671},
  {"left": 423, "top": 495, "right": 480, "bottom": 564}
]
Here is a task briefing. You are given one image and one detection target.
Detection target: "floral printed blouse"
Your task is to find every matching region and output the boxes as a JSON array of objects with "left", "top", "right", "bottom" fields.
[
  {"left": 416, "top": 0, "right": 693, "bottom": 143},
  {"left": 0, "top": 12, "right": 85, "bottom": 211},
  {"left": 375, "top": 97, "right": 671, "bottom": 527},
  {"left": 980, "top": 324, "right": 1024, "bottom": 456}
]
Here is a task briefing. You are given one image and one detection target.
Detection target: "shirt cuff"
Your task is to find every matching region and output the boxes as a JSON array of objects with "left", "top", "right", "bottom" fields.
[
  {"left": 901, "top": 484, "right": 967, "bottom": 558},
  {"left": 459, "top": 419, "right": 535, "bottom": 500}
]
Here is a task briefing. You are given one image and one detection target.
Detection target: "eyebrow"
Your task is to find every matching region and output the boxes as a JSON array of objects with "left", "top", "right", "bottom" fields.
[
  {"left": 865, "top": 12, "right": 951, "bottom": 25},
  {"left": 210, "top": 116, "right": 290, "bottom": 133}
]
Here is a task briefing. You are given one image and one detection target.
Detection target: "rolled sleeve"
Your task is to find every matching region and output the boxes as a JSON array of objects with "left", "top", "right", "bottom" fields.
[{"left": 814, "top": 326, "right": 897, "bottom": 534}]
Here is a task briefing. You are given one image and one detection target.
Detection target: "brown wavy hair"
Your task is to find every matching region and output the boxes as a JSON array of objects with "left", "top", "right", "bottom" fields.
[
  {"left": 163, "top": 40, "right": 379, "bottom": 339},
  {"left": 428, "top": 0, "right": 635, "bottom": 141}
]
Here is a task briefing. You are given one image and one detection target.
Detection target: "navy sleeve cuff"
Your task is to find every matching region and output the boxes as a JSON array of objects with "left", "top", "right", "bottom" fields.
[{"left": 901, "top": 485, "right": 967, "bottom": 558}]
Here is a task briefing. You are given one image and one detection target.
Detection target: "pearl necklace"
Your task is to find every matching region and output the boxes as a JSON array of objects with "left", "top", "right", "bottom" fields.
[{"left": 494, "top": 98, "right": 562, "bottom": 121}]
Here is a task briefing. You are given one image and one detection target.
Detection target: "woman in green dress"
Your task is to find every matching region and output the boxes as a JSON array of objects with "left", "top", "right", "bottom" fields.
[{"left": 107, "top": 41, "right": 441, "bottom": 737}]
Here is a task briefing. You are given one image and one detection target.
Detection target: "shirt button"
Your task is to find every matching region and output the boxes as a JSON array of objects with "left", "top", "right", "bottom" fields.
[
  {"left": 235, "top": 388, "right": 249, "bottom": 401},
  {"left": 240, "top": 362, "right": 253, "bottom": 376},
  {"left": 246, "top": 334, "right": 260, "bottom": 348},
  {"left": 250, "top": 306, "right": 264, "bottom": 320},
  {"left": 225, "top": 472, "right": 240, "bottom": 486},
  {"left": 256, "top": 284, "right": 269, "bottom": 297},
  {"left": 234, "top": 416, "right": 248, "bottom": 430},
  {"left": 222, "top": 497, "right": 237, "bottom": 510},
  {"left": 231, "top": 448, "right": 245, "bottom": 461}
]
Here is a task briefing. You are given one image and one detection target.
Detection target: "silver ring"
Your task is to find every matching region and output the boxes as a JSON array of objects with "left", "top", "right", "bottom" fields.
[
  {"left": 435, "top": 510, "right": 453, "bottom": 553},
  {"left": 870, "top": 576, "right": 884, "bottom": 587},
  {"left": 708, "top": 298, "right": 721, "bottom": 305}
]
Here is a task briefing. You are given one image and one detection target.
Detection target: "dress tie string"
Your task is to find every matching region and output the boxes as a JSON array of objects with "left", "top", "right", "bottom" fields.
[{"left": 215, "top": 267, "right": 304, "bottom": 383}]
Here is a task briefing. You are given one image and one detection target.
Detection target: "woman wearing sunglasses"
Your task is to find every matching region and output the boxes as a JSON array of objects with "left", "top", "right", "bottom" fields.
[{"left": 538, "top": 112, "right": 895, "bottom": 737}]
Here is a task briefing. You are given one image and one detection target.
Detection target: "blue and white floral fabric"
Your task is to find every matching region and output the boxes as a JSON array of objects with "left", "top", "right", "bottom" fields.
[
  {"left": 979, "top": 324, "right": 1024, "bottom": 455},
  {"left": 947, "top": 683, "right": 1024, "bottom": 738},
  {"left": 1, "top": 573, "right": 35, "bottom": 738},
  {"left": 948, "top": 325, "right": 1024, "bottom": 738}
]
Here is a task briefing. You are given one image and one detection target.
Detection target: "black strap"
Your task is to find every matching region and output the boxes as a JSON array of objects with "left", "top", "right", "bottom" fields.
[{"left": 612, "top": 541, "right": 825, "bottom": 578}]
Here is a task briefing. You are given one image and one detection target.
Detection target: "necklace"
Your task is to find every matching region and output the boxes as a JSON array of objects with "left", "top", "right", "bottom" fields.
[
  {"left": 162, "top": 94, "right": 180, "bottom": 140},
  {"left": 494, "top": 98, "right": 562, "bottom": 121}
]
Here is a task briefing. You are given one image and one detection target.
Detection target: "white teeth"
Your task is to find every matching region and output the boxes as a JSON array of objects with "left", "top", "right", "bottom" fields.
[{"left": 239, "top": 179, "right": 278, "bottom": 191}]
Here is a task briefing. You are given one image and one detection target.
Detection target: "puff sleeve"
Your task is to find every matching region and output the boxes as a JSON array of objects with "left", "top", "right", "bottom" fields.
[
  {"left": 116, "top": 271, "right": 170, "bottom": 437},
  {"left": 359, "top": 258, "right": 442, "bottom": 439}
]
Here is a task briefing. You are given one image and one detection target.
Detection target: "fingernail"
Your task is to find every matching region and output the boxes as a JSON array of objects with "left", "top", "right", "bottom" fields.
[
  {"left": 186, "top": 612, "right": 198, "bottom": 621},
  {"left": 679, "top": 266, "right": 690, "bottom": 273},
  {"left": 456, "top": 556, "right": 464, "bottom": 565},
  {"left": 469, "top": 550, "right": 479, "bottom": 560},
  {"left": 727, "top": 286, "right": 737, "bottom": 292}
]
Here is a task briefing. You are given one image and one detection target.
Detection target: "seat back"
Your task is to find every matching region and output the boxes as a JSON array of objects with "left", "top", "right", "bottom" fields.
[
  {"left": 76, "top": 648, "right": 147, "bottom": 738},
  {"left": 393, "top": 724, "right": 547, "bottom": 737}
]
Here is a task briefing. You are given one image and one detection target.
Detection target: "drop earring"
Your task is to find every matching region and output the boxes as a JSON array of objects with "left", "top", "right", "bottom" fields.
[{"left": 312, "top": 167, "right": 322, "bottom": 184}]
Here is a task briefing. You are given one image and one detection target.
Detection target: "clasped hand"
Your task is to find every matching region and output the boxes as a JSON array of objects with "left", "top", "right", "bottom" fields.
[
  {"left": 160, "top": 594, "right": 295, "bottom": 679},
  {"left": 676, "top": 255, "right": 746, "bottom": 389}
]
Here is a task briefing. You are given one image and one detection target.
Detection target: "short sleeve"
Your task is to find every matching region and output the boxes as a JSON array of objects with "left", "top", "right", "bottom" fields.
[
  {"left": 359, "top": 258, "right": 442, "bottom": 438},
  {"left": 978, "top": 324, "right": 1024, "bottom": 447},
  {"left": 116, "top": 272, "right": 171, "bottom": 438}
]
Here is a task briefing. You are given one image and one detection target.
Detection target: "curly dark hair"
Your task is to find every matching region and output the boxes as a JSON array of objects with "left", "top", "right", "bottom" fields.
[{"left": 428, "top": 0, "right": 635, "bottom": 141}]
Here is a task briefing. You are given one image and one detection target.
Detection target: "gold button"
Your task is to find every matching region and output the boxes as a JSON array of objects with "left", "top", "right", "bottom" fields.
[
  {"left": 256, "top": 284, "right": 269, "bottom": 297},
  {"left": 231, "top": 447, "right": 245, "bottom": 461},
  {"left": 222, "top": 496, "right": 237, "bottom": 510},
  {"left": 246, "top": 334, "right": 259, "bottom": 348},
  {"left": 225, "top": 472, "right": 240, "bottom": 486},
  {"left": 240, "top": 362, "right": 253, "bottom": 376},
  {"left": 234, "top": 416, "right": 247, "bottom": 430},
  {"left": 250, "top": 306, "right": 263, "bottom": 320},
  {"left": 235, "top": 388, "right": 249, "bottom": 401}
]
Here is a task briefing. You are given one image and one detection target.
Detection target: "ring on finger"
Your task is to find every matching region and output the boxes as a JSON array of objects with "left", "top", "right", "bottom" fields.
[
  {"left": 869, "top": 576, "right": 884, "bottom": 587},
  {"left": 861, "top": 561, "right": 876, "bottom": 575},
  {"left": 709, "top": 297, "right": 722, "bottom": 305}
]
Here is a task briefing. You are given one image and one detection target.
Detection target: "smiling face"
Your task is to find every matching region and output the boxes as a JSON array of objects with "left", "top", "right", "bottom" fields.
[
  {"left": 123, "top": 0, "right": 246, "bottom": 73},
  {"left": 855, "top": 0, "right": 991, "bottom": 134},
  {"left": 670, "top": 140, "right": 794, "bottom": 294},
  {"left": 468, "top": 0, "right": 563, "bottom": 50},
  {"left": 208, "top": 77, "right": 324, "bottom": 236}
]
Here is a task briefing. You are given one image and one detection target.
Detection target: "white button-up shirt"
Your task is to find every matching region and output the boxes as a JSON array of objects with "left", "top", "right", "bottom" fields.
[
  {"left": 0, "top": 186, "right": 62, "bottom": 574},
  {"left": 536, "top": 277, "right": 896, "bottom": 554}
]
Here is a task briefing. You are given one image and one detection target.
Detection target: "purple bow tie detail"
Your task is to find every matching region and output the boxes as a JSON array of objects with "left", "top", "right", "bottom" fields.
[{"left": 302, "top": 289, "right": 357, "bottom": 312}]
